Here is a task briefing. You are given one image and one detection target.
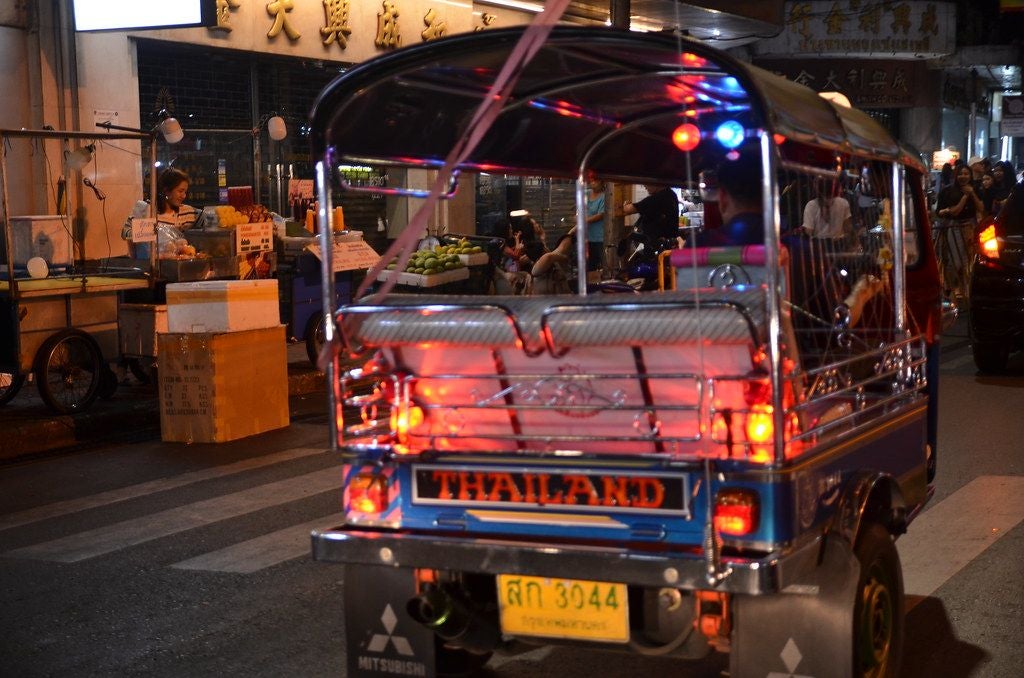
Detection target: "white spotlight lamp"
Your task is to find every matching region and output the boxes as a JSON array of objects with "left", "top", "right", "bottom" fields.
[
  {"left": 65, "top": 143, "right": 95, "bottom": 172},
  {"left": 267, "top": 115, "right": 287, "bottom": 141},
  {"left": 158, "top": 116, "right": 184, "bottom": 144}
]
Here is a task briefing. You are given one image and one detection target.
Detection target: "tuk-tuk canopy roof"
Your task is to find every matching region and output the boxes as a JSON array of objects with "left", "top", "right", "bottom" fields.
[{"left": 310, "top": 26, "right": 923, "bottom": 184}]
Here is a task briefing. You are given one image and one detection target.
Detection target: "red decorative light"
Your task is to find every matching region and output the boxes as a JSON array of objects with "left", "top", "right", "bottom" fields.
[
  {"left": 681, "top": 52, "right": 707, "bottom": 68},
  {"left": 773, "top": 134, "right": 787, "bottom": 146},
  {"left": 672, "top": 123, "right": 701, "bottom": 151}
]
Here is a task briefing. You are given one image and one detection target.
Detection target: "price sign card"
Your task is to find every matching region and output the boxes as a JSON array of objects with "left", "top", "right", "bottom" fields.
[
  {"left": 130, "top": 217, "right": 156, "bottom": 243},
  {"left": 236, "top": 221, "right": 274, "bottom": 254},
  {"left": 307, "top": 239, "right": 381, "bottom": 272}
]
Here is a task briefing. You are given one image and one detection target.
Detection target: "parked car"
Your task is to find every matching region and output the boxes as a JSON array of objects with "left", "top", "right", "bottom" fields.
[{"left": 970, "top": 180, "right": 1024, "bottom": 372}]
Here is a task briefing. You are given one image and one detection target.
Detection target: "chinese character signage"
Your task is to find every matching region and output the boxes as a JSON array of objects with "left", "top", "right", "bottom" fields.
[
  {"left": 755, "top": 1, "right": 955, "bottom": 59},
  {"left": 756, "top": 58, "right": 938, "bottom": 108}
]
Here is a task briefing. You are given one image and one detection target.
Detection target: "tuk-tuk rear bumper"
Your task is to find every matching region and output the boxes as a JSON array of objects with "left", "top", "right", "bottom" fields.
[{"left": 311, "top": 526, "right": 831, "bottom": 595}]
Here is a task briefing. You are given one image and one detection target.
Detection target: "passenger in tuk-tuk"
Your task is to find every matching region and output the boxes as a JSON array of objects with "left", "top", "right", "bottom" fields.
[{"left": 693, "top": 152, "right": 764, "bottom": 247}]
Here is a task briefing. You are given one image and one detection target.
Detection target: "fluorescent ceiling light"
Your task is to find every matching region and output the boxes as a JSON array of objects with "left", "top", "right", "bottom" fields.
[{"left": 476, "top": 0, "right": 544, "bottom": 13}]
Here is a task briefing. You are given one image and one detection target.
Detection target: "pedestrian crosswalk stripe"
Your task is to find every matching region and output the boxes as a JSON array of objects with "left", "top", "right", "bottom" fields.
[
  {"left": 0, "top": 447, "right": 327, "bottom": 533},
  {"left": 4, "top": 467, "right": 342, "bottom": 563},
  {"left": 171, "top": 513, "right": 344, "bottom": 573},
  {"left": 898, "top": 475, "right": 1024, "bottom": 600}
]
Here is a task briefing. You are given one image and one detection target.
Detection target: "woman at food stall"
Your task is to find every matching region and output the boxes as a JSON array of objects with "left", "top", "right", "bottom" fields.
[
  {"left": 155, "top": 168, "right": 200, "bottom": 231},
  {"left": 121, "top": 168, "right": 200, "bottom": 259}
]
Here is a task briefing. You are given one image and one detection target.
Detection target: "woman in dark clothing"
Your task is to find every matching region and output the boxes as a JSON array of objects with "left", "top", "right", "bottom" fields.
[
  {"left": 935, "top": 163, "right": 983, "bottom": 298},
  {"left": 937, "top": 164, "right": 984, "bottom": 222},
  {"left": 988, "top": 160, "right": 1016, "bottom": 216}
]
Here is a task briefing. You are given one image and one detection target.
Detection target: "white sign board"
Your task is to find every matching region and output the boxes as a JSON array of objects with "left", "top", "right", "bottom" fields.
[
  {"left": 288, "top": 179, "right": 315, "bottom": 200},
  {"left": 93, "top": 109, "right": 120, "bottom": 128},
  {"left": 307, "top": 239, "right": 381, "bottom": 272},
  {"left": 1001, "top": 118, "right": 1024, "bottom": 137},
  {"left": 130, "top": 217, "right": 156, "bottom": 243},
  {"left": 235, "top": 221, "right": 274, "bottom": 254}
]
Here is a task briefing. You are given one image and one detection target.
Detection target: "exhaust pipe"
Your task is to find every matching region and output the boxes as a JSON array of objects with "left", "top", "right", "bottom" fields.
[{"left": 406, "top": 587, "right": 500, "bottom": 654}]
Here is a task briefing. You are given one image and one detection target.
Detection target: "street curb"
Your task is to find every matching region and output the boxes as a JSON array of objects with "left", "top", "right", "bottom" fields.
[{"left": 1, "top": 364, "right": 328, "bottom": 464}]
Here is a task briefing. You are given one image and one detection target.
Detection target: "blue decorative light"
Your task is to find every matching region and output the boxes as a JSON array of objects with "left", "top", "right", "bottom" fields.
[{"left": 715, "top": 120, "right": 745, "bottom": 149}]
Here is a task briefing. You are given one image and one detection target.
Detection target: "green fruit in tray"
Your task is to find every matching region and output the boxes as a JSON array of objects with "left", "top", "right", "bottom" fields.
[{"left": 386, "top": 263, "right": 397, "bottom": 270}]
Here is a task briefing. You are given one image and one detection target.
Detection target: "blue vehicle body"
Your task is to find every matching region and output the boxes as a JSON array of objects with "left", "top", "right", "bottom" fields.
[{"left": 306, "top": 26, "right": 940, "bottom": 678}]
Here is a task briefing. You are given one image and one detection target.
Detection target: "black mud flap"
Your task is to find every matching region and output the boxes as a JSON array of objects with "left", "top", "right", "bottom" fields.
[
  {"left": 345, "top": 564, "right": 438, "bottom": 678},
  {"left": 731, "top": 535, "right": 859, "bottom": 678}
]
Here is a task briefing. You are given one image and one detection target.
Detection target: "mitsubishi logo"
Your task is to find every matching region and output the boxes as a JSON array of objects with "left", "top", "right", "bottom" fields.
[
  {"left": 766, "top": 638, "right": 815, "bottom": 678},
  {"left": 366, "top": 604, "right": 414, "bottom": 656}
]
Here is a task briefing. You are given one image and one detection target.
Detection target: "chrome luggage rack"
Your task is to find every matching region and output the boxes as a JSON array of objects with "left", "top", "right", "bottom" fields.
[{"left": 333, "top": 294, "right": 928, "bottom": 462}]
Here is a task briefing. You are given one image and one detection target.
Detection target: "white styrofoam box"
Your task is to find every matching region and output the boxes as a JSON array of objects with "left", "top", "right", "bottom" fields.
[
  {"left": 375, "top": 266, "right": 470, "bottom": 287},
  {"left": 9, "top": 215, "right": 74, "bottom": 267},
  {"left": 166, "top": 279, "right": 279, "bottom": 333}
]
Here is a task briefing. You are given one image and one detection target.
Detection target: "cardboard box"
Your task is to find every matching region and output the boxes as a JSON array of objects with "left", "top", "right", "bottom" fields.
[
  {"left": 119, "top": 303, "right": 168, "bottom": 358},
  {"left": 3, "top": 215, "right": 74, "bottom": 268},
  {"left": 158, "top": 325, "right": 289, "bottom": 443},
  {"left": 166, "top": 279, "right": 279, "bottom": 333}
]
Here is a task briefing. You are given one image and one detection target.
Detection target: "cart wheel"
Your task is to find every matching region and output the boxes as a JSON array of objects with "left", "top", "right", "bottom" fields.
[
  {"left": 33, "top": 330, "right": 102, "bottom": 414},
  {"left": 854, "top": 523, "right": 904, "bottom": 678},
  {"left": 305, "top": 312, "right": 326, "bottom": 368},
  {"left": 0, "top": 371, "right": 25, "bottom": 406}
]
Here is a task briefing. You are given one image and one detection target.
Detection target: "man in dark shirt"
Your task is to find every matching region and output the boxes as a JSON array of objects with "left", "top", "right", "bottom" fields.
[
  {"left": 695, "top": 153, "right": 764, "bottom": 247},
  {"left": 623, "top": 184, "right": 679, "bottom": 240}
]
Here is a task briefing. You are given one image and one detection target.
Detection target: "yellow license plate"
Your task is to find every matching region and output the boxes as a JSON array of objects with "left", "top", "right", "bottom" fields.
[{"left": 496, "top": 574, "right": 629, "bottom": 643}]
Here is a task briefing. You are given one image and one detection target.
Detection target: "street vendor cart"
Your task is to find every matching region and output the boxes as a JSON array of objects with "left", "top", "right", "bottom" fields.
[
  {"left": 0, "top": 128, "right": 155, "bottom": 413},
  {"left": 306, "top": 25, "right": 942, "bottom": 678}
]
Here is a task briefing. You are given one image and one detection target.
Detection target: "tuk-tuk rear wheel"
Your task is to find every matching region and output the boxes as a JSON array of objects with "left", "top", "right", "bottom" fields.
[{"left": 854, "top": 523, "right": 904, "bottom": 678}]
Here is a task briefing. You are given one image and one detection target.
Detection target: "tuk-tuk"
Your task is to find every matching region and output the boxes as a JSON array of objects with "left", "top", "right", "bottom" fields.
[{"left": 308, "top": 26, "right": 941, "bottom": 678}]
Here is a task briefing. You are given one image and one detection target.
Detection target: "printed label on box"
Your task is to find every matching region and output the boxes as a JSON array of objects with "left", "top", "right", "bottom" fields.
[
  {"left": 236, "top": 221, "right": 273, "bottom": 254},
  {"left": 161, "top": 362, "right": 211, "bottom": 418}
]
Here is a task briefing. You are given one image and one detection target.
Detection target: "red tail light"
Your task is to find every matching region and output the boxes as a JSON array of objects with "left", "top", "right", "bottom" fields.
[
  {"left": 349, "top": 472, "right": 389, "bottom": 514},
  {"left": 978, "top": 224, "right": 1000, "bottom": 259},
  {"left": 714, "top": 488, "right": 759, "bottom": 536}
]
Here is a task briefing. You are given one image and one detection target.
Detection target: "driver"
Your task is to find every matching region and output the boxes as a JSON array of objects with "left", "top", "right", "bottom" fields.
[{"left": 694, "top": 152, "right": 763, "bottom": 247}]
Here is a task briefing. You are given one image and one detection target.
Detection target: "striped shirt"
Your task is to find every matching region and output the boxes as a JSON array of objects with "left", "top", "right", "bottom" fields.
[{"left": 122, "top": 204, "right": 200, "bottom": 240}]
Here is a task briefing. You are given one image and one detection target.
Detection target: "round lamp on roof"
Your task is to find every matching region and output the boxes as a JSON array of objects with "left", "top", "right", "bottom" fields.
[{"left": 268, "top": 116, "right": 288, "bottom": 141}]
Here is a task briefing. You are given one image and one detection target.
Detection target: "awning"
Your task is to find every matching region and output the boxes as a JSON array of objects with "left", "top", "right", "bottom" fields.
[{"left": 310, "top": 26, "right": 920, "bottom": 184}]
